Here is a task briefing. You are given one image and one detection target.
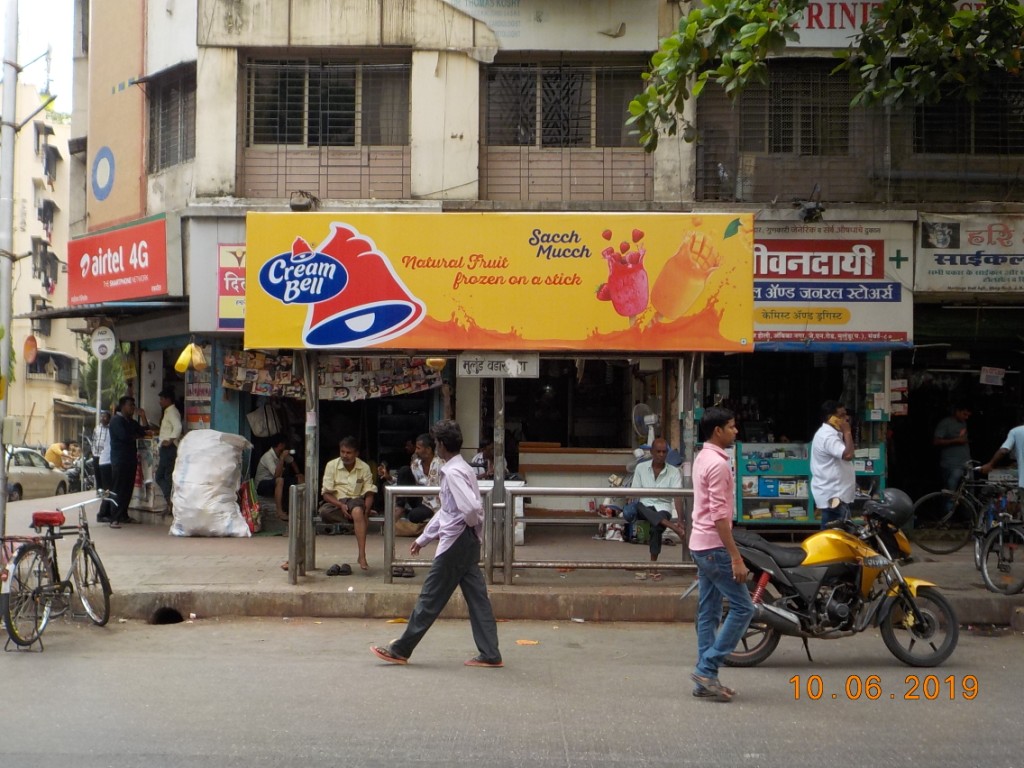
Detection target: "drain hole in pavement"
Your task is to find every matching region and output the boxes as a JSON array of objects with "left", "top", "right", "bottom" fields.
[{"left": 149, "top": 607, "right": 185, "bottom": 625}]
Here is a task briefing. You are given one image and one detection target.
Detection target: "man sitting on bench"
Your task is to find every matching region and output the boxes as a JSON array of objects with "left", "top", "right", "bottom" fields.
[
  {"left": 631, "top": 437, "right": 688, "bottom": 581},
  {"left": 255, "top": 433, "right": 304, "bottom": 522},
  {"left": 320, "top": 436, "right": 377, "bottom": 572}
]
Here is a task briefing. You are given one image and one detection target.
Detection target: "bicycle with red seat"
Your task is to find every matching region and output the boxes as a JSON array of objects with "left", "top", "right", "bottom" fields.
[{"left": 1, "top": 493, "right": 113, "bottom": 650}]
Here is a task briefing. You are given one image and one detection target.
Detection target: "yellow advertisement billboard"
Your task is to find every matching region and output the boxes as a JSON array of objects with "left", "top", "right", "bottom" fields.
[{"left": 244, "top": 213, "right": 753, "bottom": 352}]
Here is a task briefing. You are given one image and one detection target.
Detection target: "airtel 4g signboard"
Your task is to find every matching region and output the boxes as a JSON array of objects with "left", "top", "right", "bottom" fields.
[{"left": 67, "top": 216, "right": 168, "bottom": 306}]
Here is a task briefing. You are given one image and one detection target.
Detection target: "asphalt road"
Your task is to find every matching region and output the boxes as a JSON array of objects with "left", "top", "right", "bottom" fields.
[{"left": 1, "top": 617, "right": 1020, "bottom": 767}]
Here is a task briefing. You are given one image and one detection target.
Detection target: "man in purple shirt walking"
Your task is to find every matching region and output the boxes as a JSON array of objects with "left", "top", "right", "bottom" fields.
[{"left": 371, "top": 419, "right": 502, "bottom": 668}]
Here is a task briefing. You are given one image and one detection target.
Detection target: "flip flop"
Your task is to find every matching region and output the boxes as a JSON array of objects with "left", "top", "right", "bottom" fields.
[
  {"left": 690, "top": 673, "right": 735, "bottom": 701},
  {"left": 649, "top": 572, "right": 664, "bottom": 582},
  {"left": 370, "top": 645, "right": 408, "bottom": 665}
]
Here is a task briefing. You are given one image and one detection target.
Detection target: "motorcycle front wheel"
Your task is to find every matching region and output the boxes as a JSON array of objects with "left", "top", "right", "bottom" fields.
[
  {"left": 723, "top": 584, "right": 782, "bottom": 668},
  {"left": 879, "top": 586, "right": 959, "bottom": 667}
]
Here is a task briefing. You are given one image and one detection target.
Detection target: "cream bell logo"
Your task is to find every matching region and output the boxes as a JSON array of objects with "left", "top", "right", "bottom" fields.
[{"left": 259, "top": 223, "right": 426, "bottom": 348}]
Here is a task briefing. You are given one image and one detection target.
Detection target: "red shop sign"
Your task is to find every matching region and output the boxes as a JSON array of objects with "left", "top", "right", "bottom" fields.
[{"left": 68, "top": 217, "right": 168, "bottom": 306}]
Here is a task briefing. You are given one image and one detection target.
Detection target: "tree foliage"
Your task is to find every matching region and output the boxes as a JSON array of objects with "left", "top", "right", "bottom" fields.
[
  {"left": 79, "top": 344, "right": 129, "bottom": 412},
  {"left": 628, "top": 0, "right": 1024, "bottom": 151}
]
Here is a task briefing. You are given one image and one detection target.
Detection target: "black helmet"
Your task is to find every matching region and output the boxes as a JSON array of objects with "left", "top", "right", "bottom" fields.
[{"left": 864, "top": 488, "right": 914, "bottom": 527}]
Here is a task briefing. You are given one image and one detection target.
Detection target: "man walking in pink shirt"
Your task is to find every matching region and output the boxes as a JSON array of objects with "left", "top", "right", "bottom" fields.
[
  {"left": 370, "top": 419, "right": 502, "bottom": 668},
  {"left": 689, "top": 406, "right": 752, "bottom": 701}
]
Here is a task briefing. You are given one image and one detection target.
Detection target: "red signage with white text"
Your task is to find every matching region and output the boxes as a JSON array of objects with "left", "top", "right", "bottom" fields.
[{"left": 67, "top": 216, "right": 168, "bottom": 306}]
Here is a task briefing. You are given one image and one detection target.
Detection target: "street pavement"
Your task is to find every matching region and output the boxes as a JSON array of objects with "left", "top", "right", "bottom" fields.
[
  {"left": 3, "top": 492, "right": 1023, "bottom": 626},
  {"left": 1, "top": 617, "right": 1021, "bottom": 767}
]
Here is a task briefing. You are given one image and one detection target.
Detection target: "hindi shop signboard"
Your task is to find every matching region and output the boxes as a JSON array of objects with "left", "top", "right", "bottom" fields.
[
  {"left": 244, "top": 212, "right": 754, "bottom": 353},
  {"left": 217, "top": 244, "right": 247, "bottom": 330},
  {"left": 916, "top": 215, "right": 1024, "bottom": 294},
  {"left": 67, "top": 216, "right": 168, "bottom": 306},
  {"left": 753, "top": 221, "right": 914, "bottom": 350}
]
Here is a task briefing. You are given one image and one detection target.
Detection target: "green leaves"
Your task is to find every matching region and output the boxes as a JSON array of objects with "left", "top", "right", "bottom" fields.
[
  {"left": 629, "top": 0, "right": 811, "bottom": 151},
  {"left": 631, "top": 0, "right": 1024, "bottom": 151}
]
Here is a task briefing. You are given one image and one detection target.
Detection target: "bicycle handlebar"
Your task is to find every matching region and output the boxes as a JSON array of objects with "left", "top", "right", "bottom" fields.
[{"left": 56, "top": 490, "right": 116, "bottom": 515}]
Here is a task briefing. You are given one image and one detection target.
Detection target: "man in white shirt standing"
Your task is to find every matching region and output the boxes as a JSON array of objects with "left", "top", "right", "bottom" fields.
[
  {"left": 93, "top": 410, "right": 115, "bottom": 523},
  {"left": 810, "top": 400, "right": 856, "bottom": 529},
  {"left": 155, "top": 387, "right": 183, "bottom": 513}
]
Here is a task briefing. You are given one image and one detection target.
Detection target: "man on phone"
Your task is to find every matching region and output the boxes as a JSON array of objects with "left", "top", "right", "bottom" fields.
[{"left": 810, "top": 400, "right": 856, "bottom": 529}]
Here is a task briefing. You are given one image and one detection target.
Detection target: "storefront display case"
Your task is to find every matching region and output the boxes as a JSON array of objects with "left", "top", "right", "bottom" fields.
[{"left": 734, "top": 441, "right": 886, "bottom": 526}]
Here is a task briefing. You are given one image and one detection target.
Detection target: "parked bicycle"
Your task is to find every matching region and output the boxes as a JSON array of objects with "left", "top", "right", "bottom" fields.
[
  {"left": 979, "top": 498, "right": 1024, "bottom": 595},
  {"left": 909, "top": 461, "right": 1014, "bottom": 559},
  {"left": 0, "top": 493, "right": 113, "bottom": 649}
]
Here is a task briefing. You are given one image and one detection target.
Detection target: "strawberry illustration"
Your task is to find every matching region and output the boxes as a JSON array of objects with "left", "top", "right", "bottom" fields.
[
  {"left": 604, "top": 245, "right": 649, "bottom": 318},
  {"left": 595, "top": 228, "right": 650, "bottom": 319}
]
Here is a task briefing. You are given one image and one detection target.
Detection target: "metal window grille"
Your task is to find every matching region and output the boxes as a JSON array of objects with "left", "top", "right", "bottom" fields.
[
  {"left": 246, "top": 59, "right": 410, "bottom": 148},
  {"left": 148, "top": 67, "right": 196, "bottom": 172},
  {"left": 737, "top": 61, "right": 852, "bottom": 156},
  {"left": 698, "top": 57, "right": 1024, "bottom": 202},
  {"left": 484, "top": 62, "right": 646, "bottom": 148},
  {"left": 914, "top": 75, "right": 1024, "bottom": 155}
]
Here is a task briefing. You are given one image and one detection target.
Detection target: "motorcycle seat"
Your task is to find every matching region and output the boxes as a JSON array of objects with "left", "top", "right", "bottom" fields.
[{"left": 734, "top": 529, "right": 807, "bottom": 568}]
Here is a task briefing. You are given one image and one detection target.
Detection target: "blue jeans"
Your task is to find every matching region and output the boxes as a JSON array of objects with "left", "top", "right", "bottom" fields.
[
  {"left": 691, "top": 547, "right": 755, "bottom": 680},
  {"left": 819, "top": 501, "right": 851, "bottom": 529}
]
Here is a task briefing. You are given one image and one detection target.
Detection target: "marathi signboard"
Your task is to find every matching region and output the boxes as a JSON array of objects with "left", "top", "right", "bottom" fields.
[
  {"left": 753, "top": 221, "right": 914, "bottom": 350},
  {"left": 916, "top": 214, "right": 1024, "bottom": 294},
  {"left": 67, "top": 216, "right": 168, "bottom": 306},
  {"left": 244, "top": 212, "right": 754, "bottom": 353},
  {"left": 218, "top": 244, "right": 247, "bottom": 330},
  {"left": 457, "top": 354, "right": 540, "bottom": 378}
]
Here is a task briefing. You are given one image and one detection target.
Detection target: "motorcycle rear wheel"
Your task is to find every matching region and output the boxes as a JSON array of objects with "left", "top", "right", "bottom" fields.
[
  {"left": 723, "top": 585, "right": 782, "bottom": 668},
  {"left": 879, "top": 586, "right": 959, "bottom": 667}
]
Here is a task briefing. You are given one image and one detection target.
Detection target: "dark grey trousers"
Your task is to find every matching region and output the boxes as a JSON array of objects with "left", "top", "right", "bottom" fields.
[
  {"left": 390, "top": 527, "right": 500, "bottom": 662},
  {"left": 637, "top": 502, "right": 670, "bottom": 557}
]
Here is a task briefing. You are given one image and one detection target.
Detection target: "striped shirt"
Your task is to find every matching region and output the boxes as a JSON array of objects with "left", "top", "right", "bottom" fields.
[{"left": 416, "top": 454, "right": 483, "bottom": 557}]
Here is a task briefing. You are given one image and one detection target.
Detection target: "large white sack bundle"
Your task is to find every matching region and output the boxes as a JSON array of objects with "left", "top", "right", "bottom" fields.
[{"left": 170, "top": 430, "right": 252, "bottom": 537}]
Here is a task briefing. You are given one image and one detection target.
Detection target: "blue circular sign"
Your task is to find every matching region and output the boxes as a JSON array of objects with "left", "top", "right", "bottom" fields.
[{"left": 91, "top": 146, "right": 115, "bottom": 201}]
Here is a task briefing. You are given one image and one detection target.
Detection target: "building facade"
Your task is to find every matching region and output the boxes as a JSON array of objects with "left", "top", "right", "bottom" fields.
[
  {"left": 52, "top": 0, "right": 1023, "bottom": 507},
  {"left": 4, "top": 81, "right": 85, "bottom": 448}
]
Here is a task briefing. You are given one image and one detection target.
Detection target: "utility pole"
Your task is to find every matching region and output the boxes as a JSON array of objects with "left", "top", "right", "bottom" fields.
[{"left": 0, "top": 0, "right": 20, "bottom": 538}]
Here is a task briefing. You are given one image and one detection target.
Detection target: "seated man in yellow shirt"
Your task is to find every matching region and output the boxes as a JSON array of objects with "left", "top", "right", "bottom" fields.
[
  {"left": 45, "top": 442, "right": 69, "bottom": 468},
  {"left": 320, "top": 436, "right": 377, "bottom": 571}
]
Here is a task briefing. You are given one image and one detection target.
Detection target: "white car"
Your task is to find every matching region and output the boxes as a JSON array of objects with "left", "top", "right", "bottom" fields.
[{"left": 6, "top": 447, "right": 69, "bottom": 501}]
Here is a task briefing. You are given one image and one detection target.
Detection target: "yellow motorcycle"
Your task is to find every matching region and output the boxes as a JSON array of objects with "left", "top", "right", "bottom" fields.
[{"left": 726, "top": 489, "right": 959, "bottom": 668}]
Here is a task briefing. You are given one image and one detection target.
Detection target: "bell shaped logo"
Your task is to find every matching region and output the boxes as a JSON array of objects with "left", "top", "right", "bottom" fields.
[{"left": 302, "top": 223, "right": 425, "bottom": 347}]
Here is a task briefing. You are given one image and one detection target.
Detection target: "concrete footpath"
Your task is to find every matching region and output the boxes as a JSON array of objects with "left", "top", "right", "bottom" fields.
[{"left": 5, "top": 492, "right": 1023, "bottom": 626}]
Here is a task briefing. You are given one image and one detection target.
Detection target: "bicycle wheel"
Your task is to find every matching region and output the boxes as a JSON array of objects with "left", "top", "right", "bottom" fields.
[
  {"left": 980, "top": 525, "right": 1024, "bottom": 595},
  {"left": 71, "top": 543, "right": 111, "bottom": 626},
  {"left": 1, "top": 544, "right": 56, "bottom": 646},
  {"left": 908, "top": 491, "right": 974, "bottom": 554}
]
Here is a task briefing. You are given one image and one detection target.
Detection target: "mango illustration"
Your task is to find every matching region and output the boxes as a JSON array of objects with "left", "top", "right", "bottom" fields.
[{"left": 651, "top": 232, "right": 721, "bottom": 322}]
